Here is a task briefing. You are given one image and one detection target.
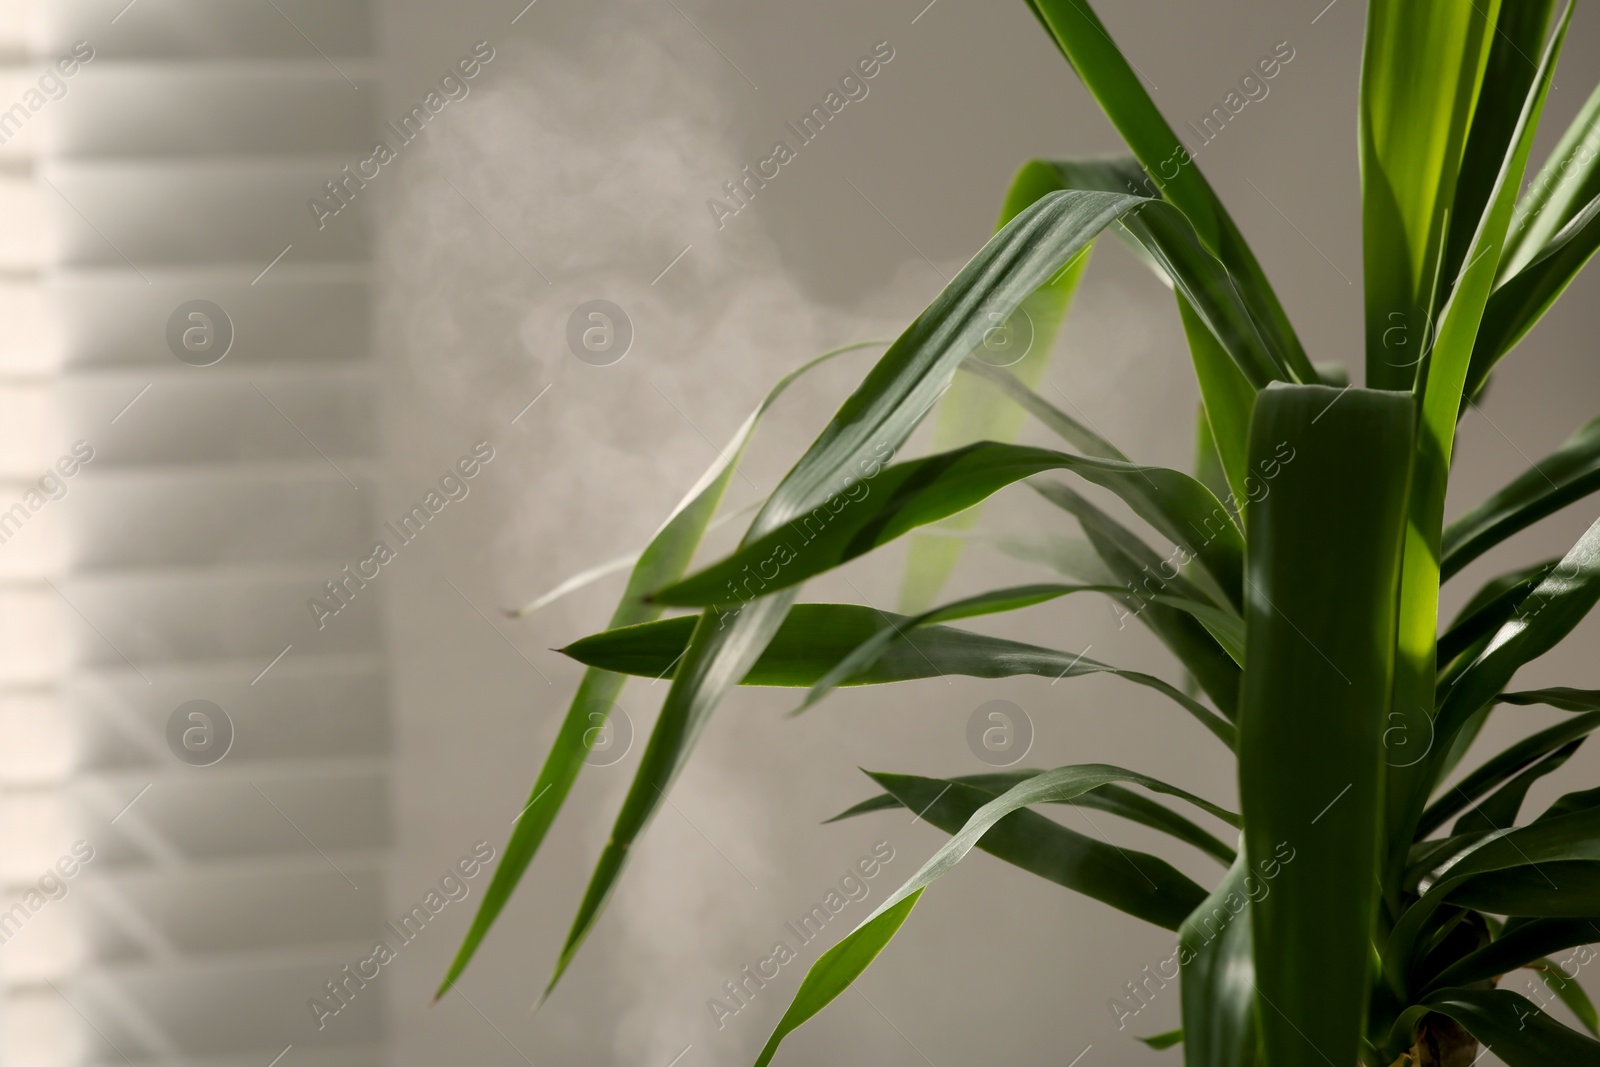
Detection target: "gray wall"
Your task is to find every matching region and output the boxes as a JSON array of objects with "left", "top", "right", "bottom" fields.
[{"left": 374, "top": 2, "right": 1600, "bottom": 1064}]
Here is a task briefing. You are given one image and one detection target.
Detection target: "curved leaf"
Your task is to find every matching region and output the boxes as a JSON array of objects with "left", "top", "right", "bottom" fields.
[
  {"left": 1023, "top": 0, "right": 1311, "bottom": 383},
  {"left": 1442, "top": 412, "right": 1600, "bottom": 581},
  {"left": 1178, "top": 852, "right": 1257, "bottom": 1067},
  {"left": 1360, "top": 0, "right": 1500, "bottom": 389},
  {"left": 828, "top": 770, "right": 1237, "bottom": 865},
  {"left": 795, "top": 581, "right": 1242, "bottom": 715},
  {"left": 1423, "top": 512, "right": 1600, "bottom": 822},
  {"left": 897, "top": 159, "right": 1101, "bottom": 614},
  {"left": 866, "top": 772, "right": 1209, "bottom": 928},
  {"left": 544, "top": 186, "right": 1217, "bottom": 1003},
  {"left": 437, "top": 341, "right": 875, "bottom": 997},
  {"left": 1416, "top": 713, "right": 1600, "bottom": 837},
  {"left": 1505, "top": 688, "right": 1600, "bottom": 713},
  {"left": 650, "top": 441, "right": 1245, "bottom": 613},
  {"left": 1449, "top": 860, "right": 1600, "bottom": 917},
  {"left": 1388, "top": 3, "right": 1572, "bottom": 877},
  {"left": 1454, "top": 739, "right": 1584, "bottom": 836},
  {"left": 1427, "top": 915, "right": 1600, "bottom": 991},
  {"left": 561, "top": 603, "right": 1235, "bottom": 747},
  {"left": 1504, "top": 80, "right": 1600, "bottom": 273},
  {"left": 751, "top": 764, "right": 1235, "bottom": 1067},
  {"left": 1470, "top": 192, "right": 1600, "bottom": 398},
  {"left": 1033, "top": 481, "right": 1243, "bottom": 715},
  {"left": 1389, "top": 988, "right": 1600, "bottom": 1064},
  {"left": 1387, "top": 806, "right": 1600, "bottom": 993},
  {"left": 1438, "top": 559, "right": 1556, "bottom": 668},
  {"left": 1527, "top": 959, "right": 1600, "bottom": 1036}
]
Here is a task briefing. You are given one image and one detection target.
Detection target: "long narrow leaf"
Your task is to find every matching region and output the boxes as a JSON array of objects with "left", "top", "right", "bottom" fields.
[
  {"left": 1387, "top": 806, "right": 1600, "bottom": 992},
  {"left": 1238, "top": 384, "right": 1413, "bottom": 1067},
  {"left": 1427, "top": 916, "right": 1600, "bottom": 991},
  {"left": 866, "top": 772, "right": 1208, "bottom": 928},
  {"left": 561, "top": 603, "right": 1236, "bottom": 746},
  {"left": 1178, "top": 852, "right": 1257, "bottom": 1067},
  {"left": 1037, "top": 481, "right": 1243, "bottom": 715},
  {"left": 795, "top": 581, "right": 1242, "bottom": 714},
  {"left": 437, "top": 341, "right": 874, "bottom": 996},
  {"left": 1360, "top": 0, "right": 1500, "bottom": 389},
  {"left": 541, "top": 186, "right": 1173, "bottom": 1002},
  {"left": 827, "top": 770, "right": 1237, "bottom": 865},
  {"left": 1503, "top": 80, "right": 1600, "bottom": 274},
  {"left": 649, "top": 441, "right": 1245, "bottom": 613},
  {"left": 1442, "top": 412, "right": 1600, "bottom": 580},
  {"left": 897, "top": 159, "right": 1099, "bottom": 613},
  {"left": 1388, "top": 988, "right": 1600, "bottom": 1064},
  {"left": 1424, "top": 512, "right": 1600, "bottom": 826},
  {"left": 1023, "top": 0, "right": 1311, "bottom": 382},
  {"left": 1417, "top": 713, "right": 1600, "bottom": 837},
  {"left": 1387, "top": 5, "right": 1571, "bottom": 886},
  {"left": 751, "top": 764, "right": 1235, "bottom": 1067}
]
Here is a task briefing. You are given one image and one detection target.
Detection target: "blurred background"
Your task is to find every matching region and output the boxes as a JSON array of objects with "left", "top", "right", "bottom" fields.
[{"left": 2, "top": 0, "right": 1598, "bottom": 1063}]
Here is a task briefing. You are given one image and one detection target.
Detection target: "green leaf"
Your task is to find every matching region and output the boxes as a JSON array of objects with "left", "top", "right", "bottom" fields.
[
  {"left": 1178, "top": 293, "right": 1257, "bottom": 510},
  {"left": 1032, "top": 481, "right": 1243, "bottom": 713},
  {"left": 1389, "top": 988, "right": 1600, "bottom": 1064},
  {"left": 1438, "top": 0, "right": 1558, "bottom": 300},
  {"left": 1442, "top": 412, "right": 1600, "bottom": 581},
  {"left": 561, "top": 603, "right": 1236, "bottom": 747},
  {"left": 794, "top": 581, "right": 1242, "bottom": 715},
  {"left": 827, "top": 770, "right": 1237, "bottom": 865},
  {"left": 1387, "top": 806, "right": 1600, "bottom": 991},
  {"left": 1424, "top": 512, "right": 1600, "bottom": 820},
  {"left": 1504, "top": 80, "right": 1600, "bottom": 274},
  {"left": 1505, "top": 688, "right": 1600, "bottom": 712},
  {"left": 1140, "top": 1029, "right": 1183, "bottom": 1051},
  {"left": 955, "top": 357, "right": 1127, "bottom": 460},
  {"left": 1528, "top": 959, "right": 1600, "bottom": 1036},
  {"left": 751, "top": 764, "right": 1234, "bottom": 1067},
  {"left": 1427, "top": 916, "right": 1600, "bottom": 992},
  {"left": 866, "top": 772, "right": 1208, "bottom": 928},
  {"left": 1360, "top": 0, "right": 1500, "bottom": 389},
  {"left": 1023, "top": 0, "right": 1311, "bottom": 383},
  {"left": 1453, "top": 739, "right": 1585, "bottom": 836},
  {"left": 1437, "top": 559, "right": 1556, "bottom": 668},
  {"left": 545, "top": 186, "right": 1197, "bottom": 1003},
  {"left": 649, "top": 441, "right": 1245, "bottom": 614},
  {"left": 1178, "top": 852, "right": 1258, "bottom": 1067},
  {"left": 437, "top": 341, "right": 874, "bottom": 998},
  {"left": 1416, "top": 713, "right": 1600, "bottom": 837},
  {"left": 1388, "top": 4, "right": 1572, "bottom": 879},
  {"left": 897, "top": 159, "right": 1099, "bottom": 614},
  {"left": 1237, "top": 384, "right": 1414, "bottom": 1067},
  {"left": 1469, "top": 193, "right": 1600, "bottom": 399},
  {"left": 1449, "top": 860, "right": 1600, "bottom": 917}
]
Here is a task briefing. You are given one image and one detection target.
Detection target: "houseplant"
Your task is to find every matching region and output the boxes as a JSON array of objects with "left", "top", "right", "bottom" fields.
[{"left": 441, "top": 0, "right": 1600, "bottom": 1062}]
